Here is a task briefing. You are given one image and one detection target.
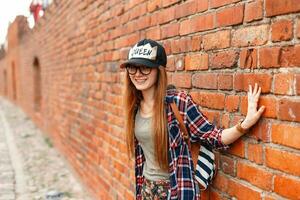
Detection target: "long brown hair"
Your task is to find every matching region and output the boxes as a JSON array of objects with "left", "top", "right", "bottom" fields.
[{"left": 124, "top": 66, "right": 169, "bottom": 171}]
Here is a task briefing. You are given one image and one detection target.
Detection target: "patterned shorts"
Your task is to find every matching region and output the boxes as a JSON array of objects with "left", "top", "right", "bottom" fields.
[{"left": 141, "top": 178, "right": 171, "bottom": 200}]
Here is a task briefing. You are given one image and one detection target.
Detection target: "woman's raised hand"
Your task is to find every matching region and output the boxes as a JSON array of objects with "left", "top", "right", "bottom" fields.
[{"left": 242, "top": 83, "right": 266, "bottom": 129}]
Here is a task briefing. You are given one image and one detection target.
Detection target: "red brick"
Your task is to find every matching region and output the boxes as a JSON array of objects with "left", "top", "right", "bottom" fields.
[
  {"left": 232, "top": 24, "right": 269, "bottom": 47},
  {"left": 202, "top": 30, "right": 230, "bottom": 50},
  {"left": 228, "top": 139, "right": 245, "bottom": 158},
  {"left": 166, "top": 56, "right": 176, "bottom": 72},
  {"left": 225, "top": 95, "right": 239, "bottom": 112},
  {"left": 274, "top": 175, "right": 300, "bottom": 200},
  {"left": 258, "top": 96, "right": 277, "bottom": 118},
  {"left": 185, "top": 53, "right": 208, "bottom": 71},
  {"left": 174, "top": 0, "right": 198, "bottom": 19},
  {"left": 227, "top": 179, "right": 261, "bottom": 200},
  {"left": 278, "top": 98, "right": 300, "bottom": 122},
  {"left": 220, "top": 155, "right": 236, "bottom": 176},
  {"left": 271, "top": 19, "right": 293, "bottom": 42},
  {"left": 218, "top": 74, "right": 233, "bottom": 90},
  {"left": 191, "top": 35, "right": 202, "bottom": 51},
  {"left": 192, "top": 73, "right": 218, "bottom": 89},
  {"left": 266, "top": 147, "right": 300, "bottom": 176},
  {"left": 157, "top": 6, "right": 176, "bottom": 24},
  {"left": 210, "top": 0, "right": 241, "bottom": 8},
  {"left": 234, "top": 73, "right": 272, "bottom": 93},
  {"left": 250, "top": 120, "right": 271, "bottom": 142},
  {"left": 179, "top": 13, "right": 214, "bottom": 35},
  {"left": 213, "top": 173, "right": 229, "bottom": 192},
  {"left": 192, "top": 92, "right": 225, "bottom": 110},
  {"left": 171, "top": 73, "right": 192, "bottom": 88},
  {"left": 296, "top": 74, "right": 300, "bottom": 95},
  {"left": 266, "top": 0, "right": 300, "bottom": 17},
  {"left": 129, "top": 3, "right": 147, "bottom": 20},
  {"left": 162, "top": 0, "right": 180, "bottom": 7},
  {"left": 221, "top": 114, "right": 230, "bottom": 128},
  {"left": 272, "top": 123, "right": 300, "bottom": 150},
  {"left": 240, "top": 48, "right": 257, "bottom": 69},
  {"left": 244, "top": 0, "right": 263, "bottom": 22},
  {"left": 210, "top": 50, "right": 239, "bottom": 69},
  {"left": 197, "top": 0, "right": 209, "bottom": 12},
  {"left": 237, "top": 162, "right": 273, "bottom": 190},
  {"left": 274, "top": 73, "right": 294, "bottom": 95},
  {"left": 259, "top": 47, "right": 281, "bottom": 68},
  {"left": 146, "top": 27, "right": 161, "bottom": 40},
  {"left": 247, "top": 142, "right": 263, "bottom": 164},
  {"left": 201, "top": 109, "right": 221, "bottom": 126},
  {"left": 161, "top": 23, "right": 179, "bottom": 39},
  {"left": 297, "top": 18, "right": 300, "bottom": 38},
  {"left": 216, "top": 5, "right": 244, "bottom": 27},
  {"left": 147, "top": 0, "right": 161, "bottom": 12},
  {"left": 209, "top": 190, "right": 222, "bottom": 200},
  {"left": 280, "top": 45, "right": 300, "bottom": 67}
]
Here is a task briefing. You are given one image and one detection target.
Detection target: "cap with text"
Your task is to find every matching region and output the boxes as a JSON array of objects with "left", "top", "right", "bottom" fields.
[{"left": 120, "top": 39, "right": 167, "bottom": 68}]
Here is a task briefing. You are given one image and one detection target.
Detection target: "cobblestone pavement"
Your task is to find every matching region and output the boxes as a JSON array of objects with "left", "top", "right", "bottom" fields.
[{"left": 0, "top": 97, "right": 93, "bottom": 200}]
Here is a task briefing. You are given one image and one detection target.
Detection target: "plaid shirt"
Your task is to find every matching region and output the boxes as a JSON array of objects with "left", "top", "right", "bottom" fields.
[{"left": 135, "top": 89, "right": 228, "bottom": 200}]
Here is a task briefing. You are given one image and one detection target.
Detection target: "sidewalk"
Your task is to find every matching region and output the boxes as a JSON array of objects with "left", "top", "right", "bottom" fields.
[{"left": 0, "top": 97, "right": 92, "bottom": 200}]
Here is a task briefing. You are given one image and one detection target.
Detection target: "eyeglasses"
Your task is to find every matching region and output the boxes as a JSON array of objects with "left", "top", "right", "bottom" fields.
[{"left": 126, "top": 65, "right": 152, "bottom": 75}]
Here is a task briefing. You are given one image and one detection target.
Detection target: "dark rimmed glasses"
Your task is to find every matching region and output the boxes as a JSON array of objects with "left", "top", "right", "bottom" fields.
[{"left": 126, "top": 65, "right": 152, "bottom": 75}]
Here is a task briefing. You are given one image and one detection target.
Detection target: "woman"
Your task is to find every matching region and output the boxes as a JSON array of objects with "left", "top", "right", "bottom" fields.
[{"left": 120, "top": 39, "right": 265, "bottom": 200}]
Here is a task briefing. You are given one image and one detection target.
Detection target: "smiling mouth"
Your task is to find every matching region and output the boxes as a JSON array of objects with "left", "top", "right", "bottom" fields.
[{"left": 135, "top": 79, "right": 147, "bottom": 83}]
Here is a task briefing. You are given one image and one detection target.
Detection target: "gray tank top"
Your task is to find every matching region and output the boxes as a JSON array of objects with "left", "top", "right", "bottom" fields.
[{"left": 135, "top": 109, "right": 169, "bottom": 181}]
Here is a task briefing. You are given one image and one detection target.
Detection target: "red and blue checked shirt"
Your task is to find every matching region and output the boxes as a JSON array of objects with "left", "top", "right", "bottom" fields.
[{"left": 135, "top": 89, "right": 229, "bottom": 200}]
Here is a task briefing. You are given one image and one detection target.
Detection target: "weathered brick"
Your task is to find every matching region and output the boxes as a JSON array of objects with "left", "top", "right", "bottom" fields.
[
  {"left": 197, "top": 0, "right": 209, "bottom": 12},
  {"left": 162, "top": 0, "right": 180, "bottom": 7},
  {"left": 170, "top": 73, "right": 192, "bottom": 88},
  {"left": 297, "top": 18, "right": 300, "bottom": 38},
  {"left": 210, "top": 50, "right": 239, "bottom": 69},
  {"left": 259, "top": 47, "right": 281, "bottom": 68},
  {"left": 179, "top": 13, "right": 214, "bottom": 35},
  {"left": 218, "top": 74, "right": 233, "bottom": 90},
  {"left": 278, "top": 98, "right": 300, "bottom": 122},
  {"left": 247, "top": 142, "right": 263, "bottom": 164},
  {"left": 225, "top": 95, "right": 239, "bottom": 112},
  {"left": 240, "top": 48, "right": 257, "bottom": 69},
  {"left": 234, "top": 73, "right": 272, "bottom": 93},
  {"left": 272, "top": 123, "right": 300, "bottom": 150},
  {"left": 266, "top": 0, "right": 300, "bottom": 17},
  {"left": 203, "top": 30, "right": 230, "bottom": 50},
  {"left": 271, "top": 19, "right": 293, "bottom": 42},
  {"left": 147, "top": 0, "right": 161, "bottom": 12},
  {"left": 232, "top": 24, "right": 269, "bottom": 47},
  {"left": 161, "top": 23, "right": 179, "bottom": 39},
  {"left": 174, "top": 0, "right": 198, "bottom": 19},
  {"left": 191, "top": 91, "right": 225, "bottom": 110},
  {"left": 228, "top": 139, "right": 245, "bottom": 158},
  {"left": 274, "top": 73, "right": 294, "bottom": 95},
  {"left": 244, "top": 0, "right": 263, "bottom": 22},
  {"left": 280, "top": 45, "right": 300, "bottom": 67},
  {"left": 216, "top": 4, "right": 244, "bottom": 27},
  {"left": 220, "top": 155, "right": 236, "bottom": 176},
  {"left": 192, "top": 73, "right": 218, "bottom": 89},
  {"left": 185, "top": 53, "right": 208, "bottom": 71},
  {"left": 146, "top": 27, "right": 161, "bottom": 40},
  {"left": 296, "top": 74, "right": 300, "bottom": 95}
]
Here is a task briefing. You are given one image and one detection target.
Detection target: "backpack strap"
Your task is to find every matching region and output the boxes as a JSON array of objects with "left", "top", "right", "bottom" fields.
[{"left": 170, "top": 102, "right": 191, "bottom": 149}]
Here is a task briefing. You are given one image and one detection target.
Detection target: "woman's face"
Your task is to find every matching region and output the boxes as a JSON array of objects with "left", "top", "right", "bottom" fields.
[{"left": 127, "top": 65, "right": 158, "bottom": 91}]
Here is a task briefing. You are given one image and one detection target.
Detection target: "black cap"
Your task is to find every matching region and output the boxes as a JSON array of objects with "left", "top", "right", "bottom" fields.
[{"left": 120, "top": 39, "right": 167, "bottom": 68}]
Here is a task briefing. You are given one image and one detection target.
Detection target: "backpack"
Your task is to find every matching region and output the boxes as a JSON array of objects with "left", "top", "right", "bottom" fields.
[{"left": 170, "top": 95, "right": 216, "bottom": 191}]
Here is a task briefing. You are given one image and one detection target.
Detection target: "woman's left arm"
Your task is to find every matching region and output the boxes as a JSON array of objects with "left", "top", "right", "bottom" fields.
[{"left": 221, "top": 83, "right": 265, "bottom": 145}]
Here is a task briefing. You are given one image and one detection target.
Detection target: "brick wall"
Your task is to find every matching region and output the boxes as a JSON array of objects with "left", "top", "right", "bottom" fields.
[{"left": 0, "top": 0, "right": 300, "bottom": 199}]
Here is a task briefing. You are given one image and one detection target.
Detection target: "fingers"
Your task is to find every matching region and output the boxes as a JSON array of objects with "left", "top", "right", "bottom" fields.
[
  {"left": 253, "top": 83, "right": 258, "bottom": 94},
  {"left": 249, "top": 84, "right": 252, "bottom": 94},
  {"left": 256, "top": 106, "right": 266, "bottom": 117},
  {"left": 255, "top": 86, "right": 261, "bottom": 100}
]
